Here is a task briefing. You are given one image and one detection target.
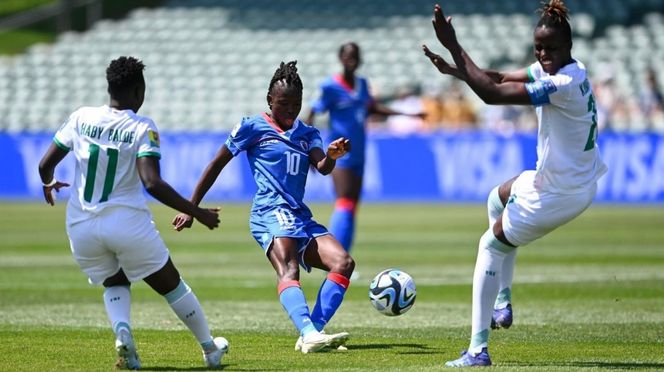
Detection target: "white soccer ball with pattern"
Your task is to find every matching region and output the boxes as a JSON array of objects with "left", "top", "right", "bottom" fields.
[{"left": 369, "top": 269, "right": 416, "bottom": 316}]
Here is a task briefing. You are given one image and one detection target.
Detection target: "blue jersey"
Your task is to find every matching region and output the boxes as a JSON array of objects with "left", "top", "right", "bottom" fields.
[
  {"left": 225, "top": 113, "right": 324, "bottom": 212},
  {"left": 310, "top": 74, "right": 373, "bottom": 169}
]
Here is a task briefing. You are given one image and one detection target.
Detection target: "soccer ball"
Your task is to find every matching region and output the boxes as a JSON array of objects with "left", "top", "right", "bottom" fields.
[{"left": 369, "top": 269, "right": 416, "bottom": 316}]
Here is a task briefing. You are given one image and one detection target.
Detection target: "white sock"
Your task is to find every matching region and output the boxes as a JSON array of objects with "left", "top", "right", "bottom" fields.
[
  {"left": 469, "top": 230, "right": 514, "bottom": 355},
  {"left": 103, "top": 285, "right": 131, "bottom": 335},
  {"left": 165, "top": 280, "right": 213, "bottom": 346},
  {"left": 495, "top": 249, "right": 517, "bottom": 309},
  {"left": 487, "top": 185, "right": 504, "bottom": 228}
]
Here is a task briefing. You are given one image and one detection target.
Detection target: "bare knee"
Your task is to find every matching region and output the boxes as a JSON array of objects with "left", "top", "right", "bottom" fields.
[
  {"left": 276, "top": 260, "right": 301, "bottom": 282},
  {"left": 330, "top": 253, "right": 355, "bottom": 277},
  {"left": 103, "top": 269, "right": 130, "bottom": 287},
  {"left": 498, "top": 176, "right": 518, "bottom": 205}
]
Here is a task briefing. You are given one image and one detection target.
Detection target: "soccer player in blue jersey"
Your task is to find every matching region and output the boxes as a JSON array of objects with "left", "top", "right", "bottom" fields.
[
  {"left": 173, "top": 61, "right": 354, "bottom": 353},
  {"left": 423, "top": 0, "right": 606, "bottom": 367},
  {"left": 307, "top": 42, "right": 425, "bottom": 259}
]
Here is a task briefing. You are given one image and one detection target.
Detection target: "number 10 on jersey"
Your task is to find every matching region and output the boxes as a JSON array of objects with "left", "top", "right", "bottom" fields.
[{"left": 285, "top": 151, "right": 301, "bottom": 175}]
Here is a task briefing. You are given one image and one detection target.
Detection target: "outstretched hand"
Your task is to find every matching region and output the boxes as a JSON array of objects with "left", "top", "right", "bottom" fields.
[
  {"left": 326, "top": 137, "right": 351, "bottom": 160},
  {"left": 172, "top": 213, "right": 194, "bottom": 231},
  {"left": 431, "top": 4, "right": 458, "bottom": 51},
  {"left": 422, "top": 45, "right": 453, "bottom": 75},
  {"left": 173, "top": 207, "right": 221, "bottom": 231},
  {"left": 43, "top": 181, "right": 70, "bottom": 206}
]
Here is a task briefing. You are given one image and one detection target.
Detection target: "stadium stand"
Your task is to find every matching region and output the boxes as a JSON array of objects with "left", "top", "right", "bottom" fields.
[{"left": 0, "top": 0, "right": 662, "bottom": 132}]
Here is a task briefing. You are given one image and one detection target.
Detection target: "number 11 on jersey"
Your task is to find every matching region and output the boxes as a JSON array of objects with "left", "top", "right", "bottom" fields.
[{"left": 84, "top": 144, "right": 118, "bottom": 203}]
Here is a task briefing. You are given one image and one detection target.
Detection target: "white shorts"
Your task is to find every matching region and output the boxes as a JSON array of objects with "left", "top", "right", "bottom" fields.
[
  {"left": 502, "top": 170, "right": 597, "bottom": 247},
  {"left": 66, "top": 206, "right": 170, "bottom": 285}
]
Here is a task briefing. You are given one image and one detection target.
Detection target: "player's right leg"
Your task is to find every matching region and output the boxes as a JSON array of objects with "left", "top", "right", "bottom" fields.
[
  {"left": 269, "top": 237, "right": 326, "bottom": 353},
  {"left": 104, "top": 208, "right": 225, "bottom": 368},
  {"left": 329, "top": 167, "right": 362, "bottom": 254},
  {"left": 142, "top": 258, "right": 226, "bottom": 367}
]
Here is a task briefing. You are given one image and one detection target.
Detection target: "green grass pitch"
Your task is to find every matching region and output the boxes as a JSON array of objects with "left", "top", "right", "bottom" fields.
[{"left": 1, "top": 202, "right": 663, "bottom": 371}]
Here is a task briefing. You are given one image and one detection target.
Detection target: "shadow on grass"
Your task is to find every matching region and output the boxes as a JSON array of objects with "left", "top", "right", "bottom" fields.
[
  {"left": 503, "top": 361, "right": 664, "bottom": 369},
  {"left": 141, "top": 364, "right": 282, "bottom": 371},
  {"left": 348, "top": 343, "right": 437, "bottom": 354}
]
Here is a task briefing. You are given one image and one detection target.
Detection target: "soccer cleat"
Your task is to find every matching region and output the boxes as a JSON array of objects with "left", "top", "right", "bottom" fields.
[
  {"left": 299, "top": 331, "right": 350, "bottom": 354},
  {"left": 203, "top": 337, "right": 229, "bottom": 368},
  {"left": 491, "top": 304, "right": 513, "bottom": 329},
  {"left": 295, "top": 331, "right": 349, "bottom": 352},
  {"left": 115, "top": 329, "right": 141, "bottom": 370},
  {"left": 444, "top": 348, "right": 492, "bottom": 367}
]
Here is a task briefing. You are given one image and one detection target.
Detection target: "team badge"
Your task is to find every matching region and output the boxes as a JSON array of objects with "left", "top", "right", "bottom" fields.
[
  {"left": 300, "top": 141, "right": 309, "bottom": 151},
  {"left": 148, "top": 130, "right": 160, "bottom": 147}
]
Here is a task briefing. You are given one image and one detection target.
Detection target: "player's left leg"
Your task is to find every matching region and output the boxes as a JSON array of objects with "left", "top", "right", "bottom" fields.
[
  {"left": 445, "top": 222, "right": 515, "bottom": 368},
  {"left": 305, "top": 234, "right": 354, "bottom": 332},
  {"left": 102, "top": 270, "right": 140, "bottom": 370},
  {"left": 488, "top": 177, "right": 518, "bottom": 329}
]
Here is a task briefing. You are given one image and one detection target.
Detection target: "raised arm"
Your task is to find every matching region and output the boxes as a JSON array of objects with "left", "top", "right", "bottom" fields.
[
  {"left": 171, "top": 144, "right": 233, "bottom": 231},
  {"left": 423, "top": 4, "right": 532, "bottom": 105},
  {"left": 369, "top": 101, "right": 427, "bottom": 119},
  {"left": 309, "top": 137, "right": 351, "bottom": 175},
  {"left": 425, "top": 55, "right": 529, "bottom": 84}
]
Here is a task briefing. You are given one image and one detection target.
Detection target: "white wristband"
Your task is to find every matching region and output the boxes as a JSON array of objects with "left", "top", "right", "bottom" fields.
[{"left": 43, "top": 179, "right": 57, "bottom": 187}]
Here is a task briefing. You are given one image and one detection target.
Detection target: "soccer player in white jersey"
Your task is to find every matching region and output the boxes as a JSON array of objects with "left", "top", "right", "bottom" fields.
[
  {"left": 422, "top": 0, "right": 608, "bottom": 367},
  {"left": 38, "top": 57, "right": 229, "bottom": 370},
  {"left": 172, "top": 61, "right": 354, "bottom": 353}
]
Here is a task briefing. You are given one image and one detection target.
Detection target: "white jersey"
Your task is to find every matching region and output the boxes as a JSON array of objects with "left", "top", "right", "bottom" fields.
[
  {"left": 525, "top": 60, "right": 607, "bottom": 193},
  {"left": 54, "top": 105, "right": 161, "bottom": 225}
]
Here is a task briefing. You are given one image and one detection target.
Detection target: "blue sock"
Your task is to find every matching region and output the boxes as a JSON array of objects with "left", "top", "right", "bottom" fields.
[
  {"left": 278, "top": 281, "right": 316, "bottom": 336},
  {"left": 330, "top": 198, "right": 357, "bottom": 252},
  {"left": 311, "top": 273, "right": 350, "bottom": 331}
]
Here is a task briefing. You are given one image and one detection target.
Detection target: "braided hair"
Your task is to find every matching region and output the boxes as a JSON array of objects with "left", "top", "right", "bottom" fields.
[
  {"left": 106, "top": 56, "right": 145, "bottom": 96},
  {"left": 268, "top": 61, "right": 303, "bottom": 96},
  {"left": 537, "top": 0, "right": 572, "bottom": 43}
]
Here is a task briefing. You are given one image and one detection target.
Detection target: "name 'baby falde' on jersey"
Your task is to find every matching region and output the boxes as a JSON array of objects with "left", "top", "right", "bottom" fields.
[{"left": 80, "top": 122, "right": 135, "bottom": 144}]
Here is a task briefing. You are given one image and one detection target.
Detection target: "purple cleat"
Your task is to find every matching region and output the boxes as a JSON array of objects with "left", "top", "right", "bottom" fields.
[
  {"left": 444, "top": 348, "right": 492, "bottom": 367},
  {"left": 491, "top": 304, "right": 513, "bottom": 329}
]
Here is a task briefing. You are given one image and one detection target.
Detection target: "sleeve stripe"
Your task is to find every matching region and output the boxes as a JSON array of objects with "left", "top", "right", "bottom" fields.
[
  {"left": 527, "top": 66, "right": 535, "bottom": 82},
  {"left": 137, "top": 151, "right": 161, "bottom": 159},
  {"left": 53, "top": 137, "right": 71, "bottom": 151}
]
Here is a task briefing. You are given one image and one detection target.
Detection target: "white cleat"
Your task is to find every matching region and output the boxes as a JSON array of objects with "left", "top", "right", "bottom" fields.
[
  {"left": 204, "top": 337, "right": 229, "bottom": 368},
  {"left": 115, "top": 329, "right": 141, "bottom": 370},
  {"left": 295, "top": 331, "right": 350, "bottom": 352},
  {"left": 299, "top": 331, "right": 350, "bottom": 354}
]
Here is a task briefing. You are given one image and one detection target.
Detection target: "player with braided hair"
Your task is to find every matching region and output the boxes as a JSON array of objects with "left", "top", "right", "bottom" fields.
[
  {"left": 173, "top": 61, "right": 354, "bottom": 353},
  {"left": 422, "top": 0, "right": 607, "bottom": 366}
]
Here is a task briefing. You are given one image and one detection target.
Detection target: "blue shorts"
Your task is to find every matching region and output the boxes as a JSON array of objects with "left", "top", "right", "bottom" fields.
[
  {"left": 249, "top": 205, "right": 329, "bottom": 272},
  {"left": 336, "top": 155, "right": 364, "bottom": 177},
  {"left": 327, "top": 135, "right": 365, "bottom": 177}
]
